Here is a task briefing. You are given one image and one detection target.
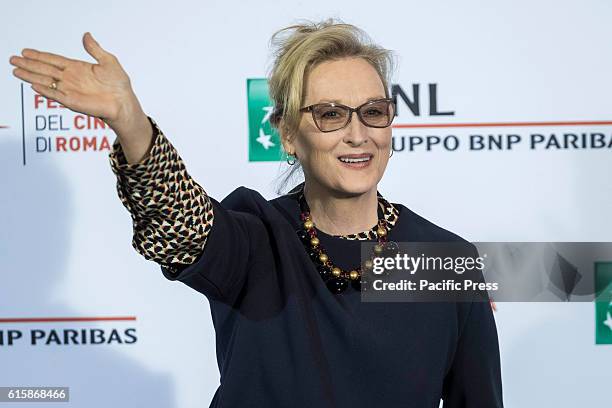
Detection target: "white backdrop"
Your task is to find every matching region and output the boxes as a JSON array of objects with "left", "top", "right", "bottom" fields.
[{"left": 1, "top": 1, "right": 611, "bottom": 407}]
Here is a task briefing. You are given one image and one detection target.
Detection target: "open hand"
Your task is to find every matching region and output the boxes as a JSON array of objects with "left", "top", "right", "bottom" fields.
[{"left": 9, "top": 32, "right": 141, "bottom": 130}]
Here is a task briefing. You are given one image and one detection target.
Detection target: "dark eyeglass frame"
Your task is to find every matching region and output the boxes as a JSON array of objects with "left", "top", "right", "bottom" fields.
[{"left": 299, "top": 98, "right": 395, "bottom": 133}]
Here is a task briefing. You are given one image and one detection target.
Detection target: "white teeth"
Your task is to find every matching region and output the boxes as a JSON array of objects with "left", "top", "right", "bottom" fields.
[{"left": 339, "top": 156, "right": 370, "bottom": 163}]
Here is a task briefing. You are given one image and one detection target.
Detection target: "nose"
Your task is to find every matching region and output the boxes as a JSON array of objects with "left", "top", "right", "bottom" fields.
[{"left": 342, "top": 111, "right": 369, "bottom": 146}]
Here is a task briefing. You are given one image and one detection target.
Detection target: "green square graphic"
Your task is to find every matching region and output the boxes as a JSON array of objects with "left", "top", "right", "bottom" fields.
[
  {"left": 595, "top": 262, "right": 612, "bottom": 345},
  {"left": 247, "top": 78, "right": 282, "bottom": 162}
]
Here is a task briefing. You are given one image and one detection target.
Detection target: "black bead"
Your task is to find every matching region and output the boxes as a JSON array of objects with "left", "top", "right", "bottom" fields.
[
  {"left": 308, "top": 249, "right": 320, "bottom": 263},
  {"left": 381, "top": 241, "right": 399, "bottom": 257},
  {"left": 359, "top": 270, "right": 373, "bottom": 292},
  {"left": 326, "top": 277, "right": 348, "bottom": 294},
  {"left": 351, "top": 278, "right": 361, "bottom": 292},
  {"left": 297, "top": 229, "right": 310, "bottom": 243},
  {"left": 317, "top": 265, "right": 333, "bottom": 281}
]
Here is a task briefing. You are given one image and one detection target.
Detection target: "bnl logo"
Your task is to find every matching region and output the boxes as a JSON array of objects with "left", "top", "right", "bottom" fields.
[
  {"left": 246, "top": 78, "right": 454, "bottom": 162},
  {"left": 595, "top": 262, "right": 612, "bottom": 345}
]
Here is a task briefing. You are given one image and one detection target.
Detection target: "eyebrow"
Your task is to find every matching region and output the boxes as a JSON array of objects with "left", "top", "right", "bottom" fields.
[{"left": 315, "top": 96, "right": 387, "bottom": 104}]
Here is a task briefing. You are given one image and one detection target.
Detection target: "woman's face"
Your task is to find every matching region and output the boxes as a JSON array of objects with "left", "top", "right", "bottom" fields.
[{"left": 283, "top": 57, "right": 393, "bottom": 198}]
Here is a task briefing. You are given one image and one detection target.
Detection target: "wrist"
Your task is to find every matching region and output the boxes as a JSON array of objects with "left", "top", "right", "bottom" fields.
[
  {"left": 105, "top": 91, "right": 146, "bottom": 135},
  {"left": 107, "top": 95, "right": 154, "bottom": 164}
]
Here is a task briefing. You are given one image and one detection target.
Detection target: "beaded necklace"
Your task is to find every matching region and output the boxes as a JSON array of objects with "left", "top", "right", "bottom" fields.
[{"left": 296, "top": 188, "right": 393, "bottom": 294}]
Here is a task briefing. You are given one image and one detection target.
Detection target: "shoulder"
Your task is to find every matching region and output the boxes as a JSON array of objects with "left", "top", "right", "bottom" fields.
[
  {"left": 216, "top": 185, "right": 300, "bottom": 216},
  {"left": 221, "top": 186, "right": 296, "bottom": 208},
  {"left": 219, "top": 186, "right": 270, "bottom": 213},
  {"left": 214, "top": 186, "right": 301, "bottom": 231},
  {"left": 392, "top": 203, "right": 471, "bottom": 244}
]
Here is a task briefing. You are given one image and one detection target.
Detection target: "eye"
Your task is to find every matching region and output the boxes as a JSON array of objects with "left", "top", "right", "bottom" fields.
[
  {"left": 316, "top": 107, "right": 346, "bottom": 120},
  {"left": 322, "top": 110, "right": 339, "bottom": 118},
  {"left": 363, "top": 108, "right": 383, "bottom": 116}
]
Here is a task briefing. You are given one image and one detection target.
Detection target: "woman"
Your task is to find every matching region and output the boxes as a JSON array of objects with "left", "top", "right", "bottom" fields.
[{"left": 9, "top": 19, "right": 503, "bottom": 407}]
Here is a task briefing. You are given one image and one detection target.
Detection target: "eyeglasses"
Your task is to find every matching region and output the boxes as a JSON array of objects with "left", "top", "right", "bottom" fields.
[{"left": 299, "top": 98, "right": 395, "bottom": 133}]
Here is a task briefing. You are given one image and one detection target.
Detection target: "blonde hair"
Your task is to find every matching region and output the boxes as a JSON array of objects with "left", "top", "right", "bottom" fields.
[{"left": 267, "top": 18, "right": 396, "bottom": 140}]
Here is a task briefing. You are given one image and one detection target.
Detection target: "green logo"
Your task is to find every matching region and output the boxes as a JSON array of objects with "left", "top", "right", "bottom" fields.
[
  {"left": 247, "top": 78, "right": 282, "bottom": 161},
  {"left": 595, "top": 262, "right": 612, "bottom": 345}
]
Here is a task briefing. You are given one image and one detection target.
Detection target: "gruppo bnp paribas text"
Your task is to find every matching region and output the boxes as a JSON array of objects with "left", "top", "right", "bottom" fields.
[{"left": 387, "top": 83, "right": 612, "bottom": 153}]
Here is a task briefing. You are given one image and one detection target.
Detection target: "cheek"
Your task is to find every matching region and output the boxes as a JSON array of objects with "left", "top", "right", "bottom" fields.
[
  {"left": 376, "top": 129, "right": 392, "bottom": 148},
  {"left": 373, "top": 131, "right": 392, "bottom": 153},
  {"left": 374, "top": 131, "right": 392, "bottom": 170},
  {"left": 296, "top": 133, "right": 340, "bottom": 168}
]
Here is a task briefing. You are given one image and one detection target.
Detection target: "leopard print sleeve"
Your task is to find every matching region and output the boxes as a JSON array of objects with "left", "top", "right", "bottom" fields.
[{"left": 108, "top": 117, "right": 214, "bottom": 272}]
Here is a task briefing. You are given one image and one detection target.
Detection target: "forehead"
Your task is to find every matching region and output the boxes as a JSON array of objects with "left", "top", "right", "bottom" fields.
[{"left": 303, "top": 57, "right": 385, "bottom": 105}]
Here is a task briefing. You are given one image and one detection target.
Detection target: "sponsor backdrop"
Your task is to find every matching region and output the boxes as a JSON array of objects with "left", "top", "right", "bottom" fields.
[{"left": 1, "top": 1, "right": 610, "bottom": 407}]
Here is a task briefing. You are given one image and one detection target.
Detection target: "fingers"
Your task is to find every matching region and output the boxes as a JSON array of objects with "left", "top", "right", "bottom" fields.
[
  {"left": 9, "top": 55, "right": 64, "bottom": 80},
  {"left": 30, "top": 83, "right": 66, "bottom": 105},
  {"left": 82, "top": 32, "right": 113, "bottom": 63},
  {"left": 12, "top": 67, "right": 58, "bottom": 89},
  {"left": 20, "top": 48, "right": 73, "bottom": 70}
]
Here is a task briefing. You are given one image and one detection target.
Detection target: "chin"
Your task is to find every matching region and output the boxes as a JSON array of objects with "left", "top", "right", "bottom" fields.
[
  {"left": 331, "top": 156, "right": 386, "bottom": 195},
  {"left": 330, "top": 176, "right": 378, "bottom": 198}
]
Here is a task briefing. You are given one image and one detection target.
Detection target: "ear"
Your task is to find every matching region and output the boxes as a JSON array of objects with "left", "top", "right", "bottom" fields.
[{"left": 279, "top": 118, "right": 296, "bottom": 155}]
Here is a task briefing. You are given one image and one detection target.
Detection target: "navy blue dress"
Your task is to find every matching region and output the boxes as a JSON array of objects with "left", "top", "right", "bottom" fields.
[{"left": 161, "top": 186, "right": 504, "bottom": 407}]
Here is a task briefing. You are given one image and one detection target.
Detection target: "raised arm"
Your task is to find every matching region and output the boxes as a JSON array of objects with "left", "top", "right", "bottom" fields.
[
  {"left": 9, "top": 33, "right": 213, "bottom": 269},
  {"left": 9, "top": 35, "right": 273, "bottom": 304}
]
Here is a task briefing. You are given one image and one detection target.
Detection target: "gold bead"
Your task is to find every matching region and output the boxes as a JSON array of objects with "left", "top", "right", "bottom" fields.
[
  {"left": 304, "top": 220, "right": 314, "bottom": 230},
  {"left": 349, "top": 270, "right": 359, "bottom": 280},
  {"left": 376, "top": 227, "right": 387, "bottom": 237},
  {"left": 310, "top": 237, "right": 320, "bottom": 247},
  {"left": 319, "top": 253, "right": 328, "bottom": 263},
  {"left": 363, "top": 259, "right": 373, "bottom": 270},
  {"left": 332, "top": 267, "right": 342, "bottom": 277},
  {"left": 374, "top": 244, "right": 383, "bottom": 254}
]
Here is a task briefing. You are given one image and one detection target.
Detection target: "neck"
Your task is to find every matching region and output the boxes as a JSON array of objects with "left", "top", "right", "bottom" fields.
[{"left": 303, "top": 180, "right": 379, "bottom": 236}]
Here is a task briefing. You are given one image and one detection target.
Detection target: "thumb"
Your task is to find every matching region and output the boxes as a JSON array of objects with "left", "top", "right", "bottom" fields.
[{"left": 82, "top": 32, "right": 111, "bottom": 63}]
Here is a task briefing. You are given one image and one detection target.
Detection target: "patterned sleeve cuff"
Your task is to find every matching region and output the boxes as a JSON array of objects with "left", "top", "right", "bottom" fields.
[
  {"left": 108, "top": 116, "right": 214, "bottom": 269},
  {"left": 109, "top": 116, "right": 167, "bottom": 189},
  {"left": 108, "top": 117, "right": 183, "bottom": 212}
]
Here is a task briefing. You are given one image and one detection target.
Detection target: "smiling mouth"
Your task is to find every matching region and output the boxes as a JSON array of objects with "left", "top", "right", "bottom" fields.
[{"left": 337, "top": 154, "right": 373, "bottom": 168}]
